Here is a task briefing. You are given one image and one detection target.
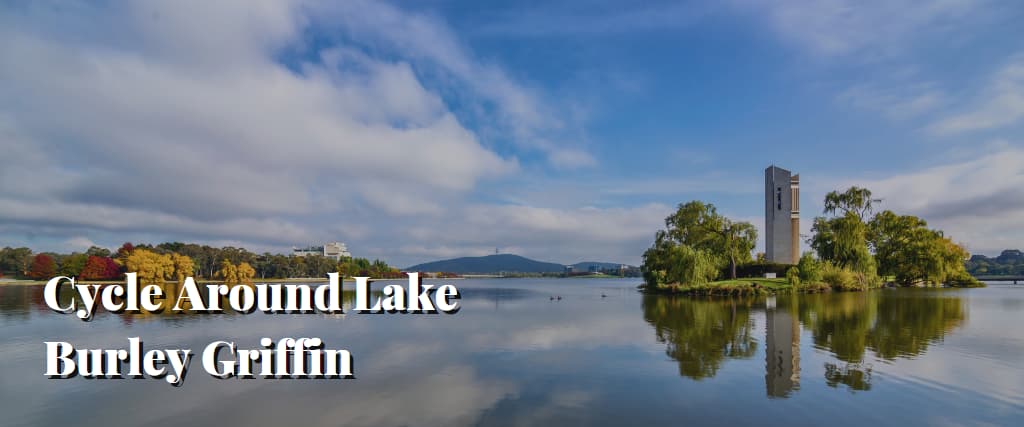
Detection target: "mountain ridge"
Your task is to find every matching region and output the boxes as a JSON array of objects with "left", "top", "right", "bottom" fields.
[{"left": 405, "top": 254, "right": 633, "bottom": 274}]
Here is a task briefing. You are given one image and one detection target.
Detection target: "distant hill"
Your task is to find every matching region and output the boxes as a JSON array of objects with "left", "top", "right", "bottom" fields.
[
  {"left": 967, "top": 249, "right": 1024, "bottom": 276},
  {"left": 406, "top": 254, "right": 565, "bottom": 274},
  {"left": 571, "top": 261, "right": 627, "bottom": 271}
]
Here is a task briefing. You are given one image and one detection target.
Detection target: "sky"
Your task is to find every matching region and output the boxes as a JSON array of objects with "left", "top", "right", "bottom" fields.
[{"left": 1, "top": 0, "right": 1022, "bottom": 267}]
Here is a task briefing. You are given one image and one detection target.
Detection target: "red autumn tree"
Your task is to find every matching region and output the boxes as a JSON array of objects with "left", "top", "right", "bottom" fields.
[
  {"left": 103, "top": 257, "right": 121, "bottom": 279},
  {"left": 115, "top": 242, "right": 134, "bottom": 260},
  {"left": 80, "top": 256, "right": 121, "bottom": 280},
  {"left": 27, "top": 254, "right": 57, "bottom": 279}
]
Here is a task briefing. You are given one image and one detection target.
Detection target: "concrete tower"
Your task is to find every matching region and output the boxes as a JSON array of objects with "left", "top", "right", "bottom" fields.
[{"left": 765, "top": 165, "right": 800, "bottom": 265}]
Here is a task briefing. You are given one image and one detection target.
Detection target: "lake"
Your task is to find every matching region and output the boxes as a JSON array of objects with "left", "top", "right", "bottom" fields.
[{"left": 1, "top": 278, "right": 1022, "bottom": 426}]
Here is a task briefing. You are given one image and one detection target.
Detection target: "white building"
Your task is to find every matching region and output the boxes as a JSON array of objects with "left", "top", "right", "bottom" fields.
[{"left": 292, "top": 242, "right": 352, "bottom": 261}]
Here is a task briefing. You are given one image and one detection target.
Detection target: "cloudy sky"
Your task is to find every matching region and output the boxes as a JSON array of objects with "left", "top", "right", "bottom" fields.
[{"left": 1, "top": 0, "right": 1022, "bottom": 266}]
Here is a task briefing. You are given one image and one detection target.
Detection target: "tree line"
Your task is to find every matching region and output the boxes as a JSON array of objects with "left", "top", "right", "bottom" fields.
[
  {"left": 641, "top": 186, "right": 981, "bottom": 291},
  {"left": 965, "top": 249, "right": 1024, "bottom": 276},
  {"left": 0, "top": 242, "right": 404, "bottom": 282}
]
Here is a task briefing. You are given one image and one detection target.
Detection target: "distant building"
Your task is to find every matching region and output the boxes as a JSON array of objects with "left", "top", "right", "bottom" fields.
[
  {"left": 765, "top": 165, "right": 800, "bottom": 265},
  {"left": 292, "top": 242, "right": 351, "bottom": 261}
]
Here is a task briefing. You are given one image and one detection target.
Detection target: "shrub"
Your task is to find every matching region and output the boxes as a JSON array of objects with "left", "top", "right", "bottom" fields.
[
  {"left": 821, "top": 262, "right": 882, "bottom": 291},
  {"left": 821, "top": 262, "right": 854, "bottom": 289},
  {"left": 731, "top": 261, "right": 791, "bottom": 278},
  {"left": 786, "top": 266, "right": 801, "bottom": 286},
  {"left": 797, "top": 252, "right": 823, "bottom": 283},
  {"left": 948, "top": 272, "right": 986, "bottom": 288}
]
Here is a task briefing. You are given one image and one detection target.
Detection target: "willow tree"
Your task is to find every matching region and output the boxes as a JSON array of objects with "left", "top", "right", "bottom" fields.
[
  {"left": 717, "top": 219, "right": 758, "bottom": 279},
  {"left": 642, "top": 200, "right": 757, "bottom": 287},
  {"left": 811, "top": 187, "right": 877, "bottom": 275},
  {"left": 868, "top": 210, "right": 975, "bottom": 286},
  {"left": 824, "top": 186, "right": 880, "bottom": 221}
]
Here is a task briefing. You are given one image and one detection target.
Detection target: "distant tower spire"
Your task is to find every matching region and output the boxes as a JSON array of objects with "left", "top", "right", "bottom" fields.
[{"left": 495, "top": 247, "right": 499, "bottom": 255}]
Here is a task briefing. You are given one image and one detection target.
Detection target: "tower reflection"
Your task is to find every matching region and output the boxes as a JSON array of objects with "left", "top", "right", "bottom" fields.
[{"left": 764, "top": 295, "right": 800, "bottom": 398}]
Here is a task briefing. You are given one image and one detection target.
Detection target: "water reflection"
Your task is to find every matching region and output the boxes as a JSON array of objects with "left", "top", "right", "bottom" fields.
[
  {"left": 643, "top": 290, "right": 967, "bottom": 397},
  {"left": 824, "top": 362, "right": 872, "bottom": 391},
  {"left": 641, "top": 295, "right": 759, "bottom": 380},
  {"left": 765, "top": 295, "right": 799, "bottom": 398},
  {"left": 799, "top": 291, "right": 966, "bottom": 362}
]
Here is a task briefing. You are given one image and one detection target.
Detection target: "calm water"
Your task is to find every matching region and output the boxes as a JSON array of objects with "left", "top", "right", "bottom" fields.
[{"left": 1, "top": 278, "right": 1022, "bottom": 426}]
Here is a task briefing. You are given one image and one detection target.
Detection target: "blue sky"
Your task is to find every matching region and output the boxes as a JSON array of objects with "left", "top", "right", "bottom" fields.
[{"left": 1, "top": 0, "right": 1023, "bottom": 266}]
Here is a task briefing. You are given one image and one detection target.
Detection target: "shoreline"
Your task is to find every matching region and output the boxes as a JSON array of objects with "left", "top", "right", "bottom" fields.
[{"left": 641, "top": 277, "right": 986, "bottom": 296}]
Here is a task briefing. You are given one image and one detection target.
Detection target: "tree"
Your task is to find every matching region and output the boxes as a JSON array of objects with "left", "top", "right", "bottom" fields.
[
  {"left": 217, "top": 259, "right": 239, "bottom": 285},
  {"left": 824, "top": 186, "right": 880, "bottom": 221},
  {"left": 643, "top": 201, "right": 757, "bottom": 285},
  {"left": 811, "top": 187, "right": 877, "bottom": 275},
  {"left": 59, "top": 253, "right": 89, "bottom": 277},
  {"left": 114, "top": 242, "right": 134, "bottom": 261},
  {"left": 642, "top": 237, "right": 720, "bottom": 288},
  {"left": 868, "top": 210, "right": 974, "bottom": 286},
  {"left": 797, "top": 252, "right": 823, "bottom": 284},
  {"left": 170, "top": 254, "right": 195, "bottom": 284},
  {"left": 80, "top": 256, "right": 121, "bottom": 280},
  {"left": 716, "top": 219, "right": 758, "bottom": 279},
  {"left": 0, "top": 247, "right": 33, "bottom": 276},
  {"left": 27, "top": 254, "right": 57, "bottom": 279},
  {"left": 125, "top": 249, "right": 175, "bottom": 284},
  {"left": 868, "top": 210, "right": 927, "bottom": 280},
  {"left": 85, "top": 246, "right": 112, "bottom": 258},
  {"left": 237, "top": 262, "right": 256, "bottom": 285}
]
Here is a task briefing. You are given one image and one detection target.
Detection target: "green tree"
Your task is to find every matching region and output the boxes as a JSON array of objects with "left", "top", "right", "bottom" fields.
[
  {"left": 811, "top": 187, "right": 877, "bottom": 275},
  {"left": 868, "top": 210, "right": 976, "bottom": 286},
  {"left": 797, "top": 252, "right": 823, "bottom": 283},
  {"left": 824, "top": 186, "right": 880, "bottom": 221},
  {"left": 85, "top": 246, "right": 112, "bottom": 258},
  {"left": 642, "top": 201, "right": 757, "bottom": 287},
  {"left": 0, "top": 247, "right": 33, "bottom": 276},
  {"left": 716, "top": 219, "right": 758, "bottom": 279},
  {"left": 59, "top": 253, "right": 89, "bottom": 277}
]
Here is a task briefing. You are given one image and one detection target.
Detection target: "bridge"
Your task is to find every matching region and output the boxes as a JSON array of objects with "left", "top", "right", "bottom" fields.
[{"left": 974, "top": 275, "right": 1024, "bottom": 284}]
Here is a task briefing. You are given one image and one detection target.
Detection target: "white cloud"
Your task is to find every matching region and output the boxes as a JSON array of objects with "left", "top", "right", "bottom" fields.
[
  {"left": 832, "top": 146, "right": 1024, "bottom": 254},
  {"left": 732, "top": 0, "right": 983, "bottom": 57},
  {"left": 0, "top": 1, "right": 535, "bottom": 253},
  {"left": 929, "top": 53, "right": 1024, "bottom": 135},
  {"left": 312, "top": 0, "right": 592, "bottom": 168},
  {"left": 64, "top": 236, "right": 98, "bottom": 251},
  {"left": 838, "top": 81, "right": 947, "bottom": 120}
]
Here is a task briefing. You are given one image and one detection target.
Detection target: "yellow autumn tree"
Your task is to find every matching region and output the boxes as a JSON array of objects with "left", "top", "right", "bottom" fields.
[
  {"left": 217, "top": 259, "right": 239, "bottom": 285},
  {"left": 170, "top": 254, "right": 194, "bottom": 284},
  {"left": 125, "top": 249, "right": 174, "bottom": 284},
  {"left": 237, "top": 262, "right": 256, "bottom": 285}
]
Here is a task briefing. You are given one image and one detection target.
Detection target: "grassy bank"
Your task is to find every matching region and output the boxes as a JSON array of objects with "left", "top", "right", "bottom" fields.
[
  {"left": 643, "top": 276, "right": 984, "bottom": 296},
  {"left": 644, "top": 278, "right": 792, "bottom": 296}
]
